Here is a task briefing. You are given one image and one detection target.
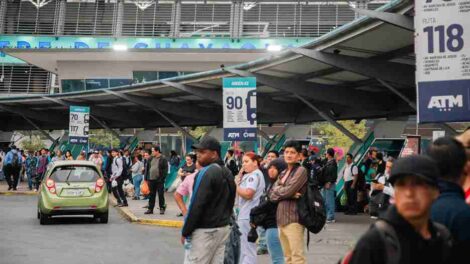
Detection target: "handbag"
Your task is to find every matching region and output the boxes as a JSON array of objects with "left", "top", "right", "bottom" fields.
[{"left": 140, "top": 180, "right": 150, "bottom": 195}]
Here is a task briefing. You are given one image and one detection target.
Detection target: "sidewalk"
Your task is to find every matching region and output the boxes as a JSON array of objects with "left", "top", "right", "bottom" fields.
[
  {"left": 110, "top": 192, "right": 184, "bottom": 228},
  {"left": 0, "top": 181, "right": 36, "bottom": 195}
]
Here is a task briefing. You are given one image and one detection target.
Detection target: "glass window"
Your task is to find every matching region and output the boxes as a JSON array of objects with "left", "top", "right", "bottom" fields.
[
  {"left": 85, "top": 79, "right": 109, "bottom": 90},
  {"left": 62, "top": 79, "right": 85, "bottom": 93},
  {"left": 109, "top": 79, "right": 133, "bottom": 87},
  {"left": 50, "top": 166, "right": 100, "bottom": 183}
]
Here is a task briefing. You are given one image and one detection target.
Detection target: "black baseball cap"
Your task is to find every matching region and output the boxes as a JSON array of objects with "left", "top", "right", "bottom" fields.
[
  {"left": 191, "top": 136, "right": 221, "bottom": 153},
  {"left": 389, "top": 155, "right": 439, "bottom": 187}
]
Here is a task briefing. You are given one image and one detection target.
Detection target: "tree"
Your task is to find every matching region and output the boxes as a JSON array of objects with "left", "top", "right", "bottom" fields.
[
  {"left": 20, "top": 135, "right": 45, "bottom": 152},
  {"left": 88, "top": 129, "right": 120, "bottom": 148},
  {"left": 188, "top": 126, "right": 212, "bottom": 139},
  {"left": 313, "top": 120, "right": 367, "bottom": 151}
]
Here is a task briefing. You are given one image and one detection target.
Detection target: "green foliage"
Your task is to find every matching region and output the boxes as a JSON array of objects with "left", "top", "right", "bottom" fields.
[
  {"left": 89, "top": 129, "right": 120, "bottom": 148},
  {"left": 313, "top": 120, "right": 367, "bottom": 151},
  {"left": 188, "top": 127, "right": 212, "bottom": 139},
  {"left": 20, "top": 135, "right": 45, "bottom": 152}
]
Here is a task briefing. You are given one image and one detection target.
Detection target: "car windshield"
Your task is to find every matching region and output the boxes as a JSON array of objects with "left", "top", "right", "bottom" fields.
[{"left": 50, "top": 166, "right": 100, "bottom": 182}]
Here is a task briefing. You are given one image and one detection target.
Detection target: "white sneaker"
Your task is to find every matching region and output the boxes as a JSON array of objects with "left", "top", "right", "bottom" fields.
[
  {"left": 370, "top": 216, "right": 378, "bottom": 219},
  {"left": 326, "top": 219, "right": 336, "bottom": 223}
]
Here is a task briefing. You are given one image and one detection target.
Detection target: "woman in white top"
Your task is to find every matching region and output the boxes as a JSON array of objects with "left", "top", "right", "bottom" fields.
[
  {"left": 131, "top": 154, "right": 144, "bottom": 200},
  {"left": 235, "top": 152, "right": 266, "bottom": 264}
]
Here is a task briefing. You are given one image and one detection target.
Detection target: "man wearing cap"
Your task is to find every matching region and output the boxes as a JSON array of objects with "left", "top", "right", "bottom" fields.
[
  {"left": 181, "top": 136, "right": 236, "bottom": 264},
  {"left": 348, "top": 155, "right": 453, "bottom": 264}
]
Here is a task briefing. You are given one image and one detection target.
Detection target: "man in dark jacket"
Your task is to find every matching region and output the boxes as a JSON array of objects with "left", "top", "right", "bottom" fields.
[
  {"left": 427, "top": 137, "right": 470, "bottom": 262},
  {"left": 144, "top": 146, "right": 168, "bottom": 215},
  {"left": 349, "top": 155, "right": 453, "bottom": 264},
  {"left": 322, "top": 148, "right": 338, "bottom": 223},
  {"left": 181, "top": 136, "right": 236, "bottom": 263}
]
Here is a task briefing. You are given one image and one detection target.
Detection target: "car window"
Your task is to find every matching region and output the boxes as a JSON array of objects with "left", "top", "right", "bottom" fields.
[{"left": 50, "top": 166, "right": 100, "bottom": 182}]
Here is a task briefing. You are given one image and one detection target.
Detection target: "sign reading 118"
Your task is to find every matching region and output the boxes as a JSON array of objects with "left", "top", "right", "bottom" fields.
[{"left": 423, "top": 24, "right": 464, "bottom": 53}]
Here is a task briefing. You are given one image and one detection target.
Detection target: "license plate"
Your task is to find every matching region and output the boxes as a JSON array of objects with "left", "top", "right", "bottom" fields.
[{"left": 64, "top": 189, "right": 84, "bottom": 197}]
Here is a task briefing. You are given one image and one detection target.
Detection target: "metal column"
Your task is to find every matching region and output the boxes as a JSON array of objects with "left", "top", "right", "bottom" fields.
[
  {"left": 54, "top": 0, "right": 66, "bottom": 35},
  {"left": 114, "top": 0, "right": 124, "bottom": 37},
  {"left": 230, "top": 1, "right": 243, "bottom": 39},
  {"left": 170, "top": 0, "right": 181, "bottom": 38},
  {"left": 0, "top": 0, "right": 7, "bottom": 34},
  {"left": 294, "top": 94, "right": 363, "bottom": 145}
]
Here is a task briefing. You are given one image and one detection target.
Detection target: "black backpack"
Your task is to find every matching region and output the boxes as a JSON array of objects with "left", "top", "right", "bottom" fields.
[
  {"left": 297, "top": 171, "right": 326, "bottom": 235},
  {"left": 11, "top": 153, "right": 20, "bottom": 168}
]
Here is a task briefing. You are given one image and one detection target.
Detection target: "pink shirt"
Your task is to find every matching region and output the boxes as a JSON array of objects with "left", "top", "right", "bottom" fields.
[{"left": 176, "top": 170, "right": 198, "bottom": 198}]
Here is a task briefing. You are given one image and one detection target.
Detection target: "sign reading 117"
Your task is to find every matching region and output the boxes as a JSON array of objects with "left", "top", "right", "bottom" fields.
[{"left": 423, "top": 24, "right": 464, "bottom": 53}]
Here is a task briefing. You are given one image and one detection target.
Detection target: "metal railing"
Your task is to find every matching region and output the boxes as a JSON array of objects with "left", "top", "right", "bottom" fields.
[{"left": 0, "top": 64, "right": 51, "bottom": 94}]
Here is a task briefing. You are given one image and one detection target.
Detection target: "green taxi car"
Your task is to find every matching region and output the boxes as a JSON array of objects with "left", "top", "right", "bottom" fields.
[{"left": 37, "top": 160, "right": 109, "bottom": 225}]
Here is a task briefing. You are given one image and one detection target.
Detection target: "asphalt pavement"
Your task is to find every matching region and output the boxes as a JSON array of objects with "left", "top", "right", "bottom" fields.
[{"left": 0, "top": 195, "right": 372, "bottom": 264}]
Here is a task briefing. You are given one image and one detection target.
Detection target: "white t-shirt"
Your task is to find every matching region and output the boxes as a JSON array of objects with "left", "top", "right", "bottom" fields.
[
  {"left": 343, "top": 163, "right": 358, "bottom": 182},
  {"left": 238, "top": 169, "right": 265, "bottom": 220}
]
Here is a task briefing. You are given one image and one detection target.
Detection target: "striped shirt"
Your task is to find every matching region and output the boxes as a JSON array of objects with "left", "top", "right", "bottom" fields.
[{"left": 269, "top": 165, "right": 308, "bottom": 227}]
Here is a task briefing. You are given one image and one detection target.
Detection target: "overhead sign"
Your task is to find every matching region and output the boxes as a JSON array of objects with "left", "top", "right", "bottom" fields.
[
  {"left": 223, "top": 77, "right": 257, "bottom": 141},
  {"left": 400, "top": 135, "right": 421, "bottom": 157},
  {"left": 416, "top": 0, "right": 470, "bottom": 123},
  {"left": 69, "top": 106, "right": 90, "bottom": 144},
  {"left": 0, "top": 35, "right": 313, "bottom": 64}
]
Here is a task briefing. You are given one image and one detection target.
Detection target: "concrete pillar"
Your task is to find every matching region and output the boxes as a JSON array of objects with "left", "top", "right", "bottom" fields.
[{"left": 0, "top": 0, "right": 7, "bottom": 34}]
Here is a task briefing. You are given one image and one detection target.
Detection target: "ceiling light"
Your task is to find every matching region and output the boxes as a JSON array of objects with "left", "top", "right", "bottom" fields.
[
  {"left": 134, "top": 0, "right": 156, "bottom": 11},
  {"left": 113, "top": 44, "right": 128, "bottom": 51},
  {"left": 267, "top": 45, "right": 282, "bottom": 52},
  {"left": 27, "top": 0, "right": 53, "bottom": 9}
]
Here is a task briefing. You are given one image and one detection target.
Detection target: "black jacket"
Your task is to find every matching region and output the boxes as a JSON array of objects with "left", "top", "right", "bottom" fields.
[
  {"left": 144, "top": 155, "right": 169, "bottom": 183},
  {"left": 323, "top": 159, "right": 338, "bottom": 184},
  {"left": 431, "top": 180, "right": 470, "bottom": 262},
  {"left": 182, "top": 160, "right": 236, "bottom": 237},
  {"left": 250, "top": 182, "right": 277, "bottom": 229},
  {"left": 349, "top": 206, "right": 453, "bottom": 264}
]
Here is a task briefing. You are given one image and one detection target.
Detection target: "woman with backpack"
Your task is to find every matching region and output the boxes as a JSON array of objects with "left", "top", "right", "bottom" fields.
[
  {"left": 235, "top": 152, "right": 265, "bottom": 264},
  {"left": 250, "top": 158, "right": 287, "bottom": 264}
]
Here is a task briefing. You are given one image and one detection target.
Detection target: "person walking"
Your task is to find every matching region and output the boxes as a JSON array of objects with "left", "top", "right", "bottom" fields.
[
  {"left": 110, "top": 148, "right": 128, "bottom": 207},
  {"left": 3, "top": 145, "right": 23, "bottom": 191},
  {"left": 268, "top": 141, "right": 308, "bottom": 264},
  {"left": 35, "top": 148, "right": 49, "bottom": 192},
  {"left": 343, "top": 153, "right": 358, "bottom": 215},
  {"left": 144, "top": 146, "right": 168, "bottom": 215},
  {"left": 235, "top": 152, "right": 265, "bottom": 264},
  {"left": 181, "top": 136, "right": 236, "bottom": 264},
  {"left": 322, "top": 148, "right": 338, "bottom": 223},
  {"left": 65, "top": 150, "right": 73, "bottom": 160},
  {"left": 427, "top": 137, "right": 470, "bottom": 263},
  {"left": 250, "top": 158, "right": 287, "bottom": 264},
  {"left": 25, "top": 151, "right": 37, "bottom": 191},
  {"left": 51, "top": 150, "right": 65, "bottom": 162},
  {"left": 131, "top": 154, "right": 144, "bottom": 200},
  {"left": 347, "top": 155, "right": 453, "bottom": 264}
]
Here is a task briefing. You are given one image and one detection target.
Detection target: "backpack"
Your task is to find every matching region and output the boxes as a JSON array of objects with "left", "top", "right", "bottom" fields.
[
  {"left": 355, "top": 163, "right": 367, "bottom": 191},
  {"left": 297, "top": 167, "right": 327, "bottom": 235},
  {"left": 339, "top": 220, "right": 453, "bottom": 264},
  {"left": 11, "top": 153, "right": 20, "bottom": 168},
  {"left": 121, "top": 157, "right": 131, "bottom": 179}
]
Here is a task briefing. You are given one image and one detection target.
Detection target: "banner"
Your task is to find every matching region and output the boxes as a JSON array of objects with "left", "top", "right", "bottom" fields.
[
  {"left": 69, "top": 106, "right": 90, "bottom": 144},
  {"left": 223, "top": 77, "right": 257, "bottom": 141},
  {"left": 416, "top": 0, "right": 470, "bottom": 123},
  {"left": 0, "top": 35, "right": 313, "bottom": 64},
  {"left": 400, "top": 135, "right": 421, "bottom": 157}
]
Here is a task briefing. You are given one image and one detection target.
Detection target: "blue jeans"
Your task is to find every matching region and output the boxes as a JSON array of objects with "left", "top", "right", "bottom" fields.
[
  {"left": 322, "top": 183, "right": 336, "bottom": 221},
  {"left": 266, "top": 228, "right": 285, "bottom": 264},
  {"left": 132, "top": 174, "right": 143, "bottom": 198},
  {"left": 26, "top": 172, "right": 33, "bottom": 190}
]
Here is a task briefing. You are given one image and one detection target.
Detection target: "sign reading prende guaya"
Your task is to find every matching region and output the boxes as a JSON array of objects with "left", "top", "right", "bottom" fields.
[
  {"left": 416, "top": 0, "right": 470, "bottom": 123},
  {"left": 69, "top": 106, "right": 90, "bottom": 144},
  {"left": 223, "top": 77, "right": 257, "bottom": 141}
]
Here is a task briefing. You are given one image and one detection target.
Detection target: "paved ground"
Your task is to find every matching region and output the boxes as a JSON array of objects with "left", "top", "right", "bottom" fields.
[{"left": 0, "top": 194, "right": 372, "bottom": 264}]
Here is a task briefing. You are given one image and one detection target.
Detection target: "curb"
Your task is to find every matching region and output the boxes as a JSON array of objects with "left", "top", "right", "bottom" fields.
[
  {"left": 110, "top": 196, "right": 183, "bottom": 228},
  {"left": 0, "top": 191, "right": 37, "bottom": 196}
]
